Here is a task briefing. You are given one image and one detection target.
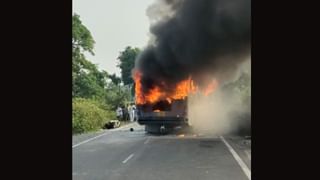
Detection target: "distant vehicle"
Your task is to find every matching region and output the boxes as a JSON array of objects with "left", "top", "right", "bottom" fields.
[
  {"left": 104, "top": 120, "right": 121, "bottom": 129},
  {"left": 137, "top": 98, "right": 188, "bottom": 134}
]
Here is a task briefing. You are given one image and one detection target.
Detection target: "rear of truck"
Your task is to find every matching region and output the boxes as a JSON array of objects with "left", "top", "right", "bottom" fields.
[{"left": 137, "top": 99, "right": 188, "bottom": 133}]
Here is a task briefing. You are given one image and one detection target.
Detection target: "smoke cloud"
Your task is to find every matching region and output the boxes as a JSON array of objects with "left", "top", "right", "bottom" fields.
[
  {"left": 188, "top": 64, "right": 251, "bottom": 135},
  {"left": 135, "top": 0, "right": 251, "bottom": 93}
]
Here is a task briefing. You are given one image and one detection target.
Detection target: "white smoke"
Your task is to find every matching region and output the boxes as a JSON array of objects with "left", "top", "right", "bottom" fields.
[{"left": 188, "top": 59, "right": 251, "bottom": 135}]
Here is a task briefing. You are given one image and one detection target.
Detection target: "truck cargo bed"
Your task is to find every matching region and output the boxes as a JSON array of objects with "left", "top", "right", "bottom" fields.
[{"left": 137, "top": 99, "right": 188, "bottom": 133}]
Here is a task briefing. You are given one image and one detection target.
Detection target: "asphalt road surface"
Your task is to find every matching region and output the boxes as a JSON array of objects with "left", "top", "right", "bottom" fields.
[{"left": 73, "top": 122, "right": 251, "bottom": 180}]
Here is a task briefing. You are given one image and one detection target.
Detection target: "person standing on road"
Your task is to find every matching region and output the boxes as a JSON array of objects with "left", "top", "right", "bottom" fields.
[
  {"left": 122, "top": 106, "right": 129, "bottom": 121},
  {"left": 116, "top": 106, "right": 123, "bottom": 120},
  {"left": 128, "top": 105, "right": 133, "bottom": 122},
  {"left": 132, "top": 104, "right": 136, "bottom": 121}
]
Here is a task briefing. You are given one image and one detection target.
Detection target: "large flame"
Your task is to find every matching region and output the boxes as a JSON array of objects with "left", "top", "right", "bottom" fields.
[{"left": 133, "top": 70, "right": 217, "bottom": 105}]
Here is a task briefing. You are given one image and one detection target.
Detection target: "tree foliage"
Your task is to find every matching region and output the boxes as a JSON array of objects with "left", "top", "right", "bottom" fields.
[
  {"left": 108, "top": 73, "right": 122, "bottom": 86},
  {"left": 105, "top": 83, "right": 131, "bottom": 109},
  {"left": 72, "top": 14, "right": 108, "bottom": 99},
  {"left": 72, "top": 14, "right": 131, "bottom": 134},
  {"left": 72, "top": 14, "right": 95, "bottom": 55},
  {"left": 117, "top": 46, "right": 140, "bottom": 85},
  {"left": 72, "top": 98, "right": 115, "bottom": 134}
]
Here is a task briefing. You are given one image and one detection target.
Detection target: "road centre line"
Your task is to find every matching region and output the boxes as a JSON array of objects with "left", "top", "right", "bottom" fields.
[
  {"left": 122, "top": 154, "right": 134, "bottom": 164},
  {"left": 144, "top": 137, "right": 150, "bottom": 144}
]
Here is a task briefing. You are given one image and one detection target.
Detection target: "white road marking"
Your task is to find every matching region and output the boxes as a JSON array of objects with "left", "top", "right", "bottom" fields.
[
  {"left": 122, "top": 154, "right": 134, "bottom": 164},
  {"left": 220, "top": 136, "right": 251, "bottom": 180},
  {"left": 144, "top": 138, "right": 150, "bottom": 144},
  {"left": 72, "top": 133, "right": 109, "bottom": 148},
  {"left": 72, "top": 123, "right": 136, "bottom": 148}
]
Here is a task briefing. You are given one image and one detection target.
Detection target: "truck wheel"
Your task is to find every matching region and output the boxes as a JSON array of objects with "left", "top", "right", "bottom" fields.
[
  {"left": 160, "top": 126, "right": 165, "bottom": 134},
  {"left": 145, "top": 125, "right": 161, "bottom": 134},
  {"left": 181, "top": 123, "right": 193, "bottom": 133}
]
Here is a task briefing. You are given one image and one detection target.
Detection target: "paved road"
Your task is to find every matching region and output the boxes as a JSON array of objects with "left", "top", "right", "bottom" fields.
[{"left": 73, "top": 123, "right": 251, "bottom": 180}]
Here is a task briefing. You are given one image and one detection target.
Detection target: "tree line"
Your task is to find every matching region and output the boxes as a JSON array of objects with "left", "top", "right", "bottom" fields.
[{"left": 72, "top": 14, "right": 140, "bottom": 134}]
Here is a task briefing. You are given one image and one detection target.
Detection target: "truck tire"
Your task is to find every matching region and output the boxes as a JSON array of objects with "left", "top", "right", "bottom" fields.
[
  {"left": 145, "top": 125, "right": 161, "bottom": 134},
  {"left": 180, "top": 123, "right": 193, "bottom": 133}
]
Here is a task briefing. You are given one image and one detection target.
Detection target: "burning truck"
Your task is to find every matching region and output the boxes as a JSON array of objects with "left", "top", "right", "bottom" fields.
[
  {"left": 137, "top": 98, "right": 188, "bottom": 133},
  {"left": 134, "top": 71, "right": 217, "bottom": 133},
  {"left": 131, "top": 0, "right": 250, "bottom": 133}
]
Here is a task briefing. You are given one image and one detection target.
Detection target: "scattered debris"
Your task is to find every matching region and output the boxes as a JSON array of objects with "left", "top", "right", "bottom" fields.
[{"left": 104, "top": 120, "right": 121, "bottom": 129}]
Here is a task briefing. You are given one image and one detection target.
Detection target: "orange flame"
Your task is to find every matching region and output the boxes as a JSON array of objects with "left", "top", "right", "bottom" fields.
[
  {"left": 133, "top": 70, "right": 217, "bottom": 105},
  {"left": 171, "top": 77, "right": 197, "bottom": 100},
  {"left": 134, "top": 71, "right": 146, "bottom": 104},
  {"left": 203, "top": 79, "right": 218, "bottom": 96}
]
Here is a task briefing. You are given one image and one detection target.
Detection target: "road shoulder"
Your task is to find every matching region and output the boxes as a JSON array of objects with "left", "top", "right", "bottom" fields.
[{"left": 72, "top": 122, "right": 137, "bottom": 146}]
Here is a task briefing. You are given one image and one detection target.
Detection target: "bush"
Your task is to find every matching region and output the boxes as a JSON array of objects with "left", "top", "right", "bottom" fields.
[{"left": 72, "top": 98, "right": 116, "bottom": 134}]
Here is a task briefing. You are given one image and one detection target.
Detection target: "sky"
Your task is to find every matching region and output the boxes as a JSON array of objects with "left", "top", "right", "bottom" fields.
[{"left": 73, "top": 0, "right": 154, "bottom": 76}]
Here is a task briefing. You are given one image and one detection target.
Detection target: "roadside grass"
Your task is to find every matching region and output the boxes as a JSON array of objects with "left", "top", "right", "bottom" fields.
[{"left": 72, "top": 98, "right": 116, "bottom": 135}]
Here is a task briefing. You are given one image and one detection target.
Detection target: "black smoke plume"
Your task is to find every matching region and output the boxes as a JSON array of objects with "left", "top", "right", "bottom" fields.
[{"left": 134, "top": 0, "right": 251, "bottom": 94}]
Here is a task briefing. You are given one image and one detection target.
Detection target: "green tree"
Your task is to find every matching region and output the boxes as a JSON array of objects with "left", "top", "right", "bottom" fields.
[
  {"left": 72, "top": 13, "right": 133, "bottom": 133},
  {"left": 108, "top": 73, "right": 122, "bottom": 86},
  {"left": 72, "top": 14, "right": 95, "bottom": 55},
  {"left": 73, "top": 65, "right": 108, "bottom": 99},
  {"left": 72, "top": 14, "right": 95, "bottom": 75},
  {"left": 105, "top": 83, "right": 131, "bottom": 110},
  {"left": 72, "top": 14, "right": 109, "bottom": 99},
  {"left": 117, "top": 46, "right": 140, "bottom": 85}
]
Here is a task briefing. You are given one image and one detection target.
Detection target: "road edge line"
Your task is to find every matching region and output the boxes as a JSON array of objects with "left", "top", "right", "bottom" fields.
[
  {"left": 72, "top": 123, "right": 136, "bottom": 148},
  {"left": 220, "top": 136, "right": 251, "bottom": 180},
  {"left": 72, "top": 132, "right": 109, "bottom": 148}
]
